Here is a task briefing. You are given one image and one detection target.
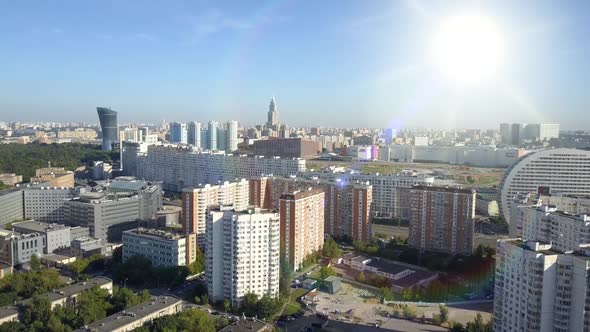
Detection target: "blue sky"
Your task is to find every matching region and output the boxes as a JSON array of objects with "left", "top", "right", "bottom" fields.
[{"left": 0, "top": 0, "right": 589, "bottom": 129}]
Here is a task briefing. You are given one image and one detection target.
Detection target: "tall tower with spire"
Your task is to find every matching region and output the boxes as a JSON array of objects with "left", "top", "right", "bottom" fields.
[{"left": 266, "top": 96, "right": 279, "bottom": 128}]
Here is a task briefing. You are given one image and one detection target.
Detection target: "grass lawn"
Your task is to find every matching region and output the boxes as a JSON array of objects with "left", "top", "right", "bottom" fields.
[
  {"left": 292, "top": 288, "right": 309, "bottom": 299},
  {"left": 283, "top": 303, "right": 301, "bottom": 316}
]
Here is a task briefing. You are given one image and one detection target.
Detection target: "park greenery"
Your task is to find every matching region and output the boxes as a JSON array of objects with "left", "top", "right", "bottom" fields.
[
  {"left": 0, "top": 285, "right": 150, "bottom": 332},
  {"left": 0, "top": 142, "right": 118, "bottom": 181},
  {"left": 0, "top": 268, "right": 63, "bottom": 307},
  {"left": 322, "top": 237, "right": 341, "bottom": 258},
  {"left": 132, "top": 307, "right": 227, "bottom": 332}
]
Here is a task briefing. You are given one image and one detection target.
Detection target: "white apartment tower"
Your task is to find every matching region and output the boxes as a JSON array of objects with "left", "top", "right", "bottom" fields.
[
  {"left": 227, "top": 120, "right": 238, "bottom": 153},
  {"left": 206, "top": 206, "right": 280, "bottom": 307},
  {"left": 208, "top": 121, "right": 218, "bottom": 151},
  {"left": 494, "top": 240, "right": 590, "bottom": 332},
  {"left": 181, "top": 179, "right": 249, "bottom": 248},
  {"left": 187, "top": 121, "right": 201, "bottom": 148}
]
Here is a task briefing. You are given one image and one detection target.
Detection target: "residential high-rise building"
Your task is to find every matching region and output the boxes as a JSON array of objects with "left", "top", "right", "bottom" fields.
[
  {"left": 539, "top": 123, "right": 560, "bottom": 141},
  {"left": 499, "top": 148, "right": 590, "bottom": 226},
  {"left": 169, "top": 122, "right": 187, "bottom": 144},
  {"left": 187, "top": 121, "right": 201, "bottom": 148},
  {"left": 181, "top": 179, "right": 249, "bottom": 247},
  {"left": 494, "top": 240, "right": 590, "bottom": 332},
  {"left": 122, "top": 228, "right": 186, "bottom": 267},
  {"left": 216, "top": 127, "right": 227, "bottom": 152},
  {"left": 206, "top": 206, "right": 280, "bottom": 306},
  {"left": 408, "top": 186, "right": 475, "bottom": 255},
  {"left": 279, "top": 189, "right": 325, "bottom": 272},
  {"left": 510, "top": 123, "right": 522, "bottom": 145},
  {"left": 266, "top": 97, "right": 279, "bottom": 128},
  {"left": 134, "top": 145, "right": 306, "bottom": 192},
  {"left": 250, "top": 176, "right": 372, "bottom": 241},
  {"left": 96, "top": 107, "right": 118, "bottom": 151},
  {"left": 208, "top": 121, "right": 218, "bottom": 150},
  {"left": 227, "top": 120, "right": 238, "bottom": 152}
]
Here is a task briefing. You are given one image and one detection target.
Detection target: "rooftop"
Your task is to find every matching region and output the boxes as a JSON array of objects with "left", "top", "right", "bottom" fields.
[
  {"left": 12, "top": 221, "right": 69, "bottom": 233},
  {"left": 123, "top": 228, "right": 183, "bottom": 241},
  {"left": 412, "top": 185, "right": 474, "bottom": 194},
  {"left": 366, "top": 258, "right": 412, "bottom": 275},
  {"left": 76, "top": 295, "right": 182, "bottom": 332},
  {"left": 219, "top": 318, "right": 269, "bottom": 332},
  {"left": 0, "top": 188, "right": 22, "bottom": 197},
  {"left": 16, "top": 277, "right": 112, "bottom": 309}
]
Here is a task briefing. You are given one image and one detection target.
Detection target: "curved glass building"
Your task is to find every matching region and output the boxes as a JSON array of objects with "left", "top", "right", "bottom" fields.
[{"left": 96, "top": 107, "right": 118, "bottom": 150}]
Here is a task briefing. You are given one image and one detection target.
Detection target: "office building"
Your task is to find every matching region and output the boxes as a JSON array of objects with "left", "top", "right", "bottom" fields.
[
  {"left": 0, "top": 189, "right": 24, "bottom": 227},
  {"left": 227, "top": 120, "right": 238, "bottom": 152},
  {"left": 30, "top": 167, "right": 74, "bottom": 188},
  {"left": 23, "top": 187, "right": 77, "bottom": 223},
  {"left": 135, "top": 145, "right": 306, "bottom": 192},
  {"left": 208, "top": 121, "right": 218, "bottom": 151},
  {"left": 510, "top": 123, "right": 522, "bottom": 145},
  {"left": 65, "top": 183, "right": 162, "bottom": 241},
  {"left": 122, "top": 228, "right": 186, "bottom": 267},
  {"left": 71, "top": 236, "right": 105, "bottom": 258},
  {"left": 97, "top": 107, "right": 118, "bottom": 151},
  {"left": 266, "top": 96, "right": 279, "bottom": 128},
  {"left": 499, "top": 123, "right": 511, "bottom": 144},
  {"left": 181, "top": 179, "right": 249, "bottom": 247},
  {"left": 254, "top": 138, "right": 321, "bottom": 158},
  {"left": 408, "top": 186, "right": 475, "bottom": 255},
  {"left": 539, "top": 123, "right": 560, "bottom": 141},
  {"left": 499, "top": 148, "right": 590, "bottom": 226},
  {"left": 11, "top": 221, "right": 70, "bottom": 254},
  {"left": 216, "top": 127, "right": 227, "bottom": 152},
  {"left": 0, "top": 230, "right": 44, "bottom": 265},
  {"left": 279, "top": 189, "right": 325, "bottom": 272},
  {"left": 169, "top": 122, "right": 187, "bottom": 144},
  {"left": 384, "top": 128, "right": 396, "bottom": 144},
  {"left": 70, "top": 226, "right": 90, "bottom": 240},
  {"left": 56, "top": 128, "right": 98, "bottom": 140},
  {"left": 494, "top": 240, "right": 590, "bottom": 332},
  {"left": 0, "top": 174, "right": 22, "bottom": 186},
  {"left": 74, "top": 295, "right": 182, "bottom": 332},
  {"left": 187, "top": 121, "right": 201, "bottom": 148},
  {"left": 206, "top": 206, "right": 280, "bottom": 306}
]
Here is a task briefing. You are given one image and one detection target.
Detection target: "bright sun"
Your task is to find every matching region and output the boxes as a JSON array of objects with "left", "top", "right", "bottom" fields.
[{"left": 432, "top": 14, "right": 504, "bottom": 84}]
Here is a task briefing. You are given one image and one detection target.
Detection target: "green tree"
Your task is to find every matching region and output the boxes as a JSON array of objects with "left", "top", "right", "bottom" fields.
[
  {"left": 402, "top": 304, "right": 417, "bottom": 320},
  {"left": 279, "top": 260, "right": 291, "bottom": 296},
  {"left": 242, "top": 293, "right": 259, "bottom": 316},
  {"left": 450, "top": 321, "right": 466, "bottom": 332},
  {"left": 473, "top": 245, "right": 485, "bottom": 258},
  {"left": 355, "top": 271, "right": 366, "bottom": 283},
  {"left": 322, "top": 238, "right": 341, "bottom": 258},
  {"left": 223, "top": 299, "right": 231, "bottom": 313},
  {"left": 76, "top": 286, "right": 112, "bottom": 326},
  {"left": 22, "top": 295, "right": 51, "bottom": 325},
  {"left": 30, "top": 255, "right": 41, "bottom": 272},
  {"left": 465, "top": 313, "right": 491, "bottom": 332},
  {"left": 381, "top": 287, "right": 393, "bottom": 301},
  {"left": 483, "top": 246, "right": 496, "bottom": 258},
  {"left": 438, "top": 304, "right": 449, "bottom": 324},
  {"left": 188, "top": 247, "right": 205, "bottom": 275},
  {"left": 256, "top": 294, "right": 276, "bottom": 319},
  {"left": 111, "top": 287, "right": 150, "bottom": 312},
  {"left": 46, "top": 315, "right": 71, "bottom": 332}
]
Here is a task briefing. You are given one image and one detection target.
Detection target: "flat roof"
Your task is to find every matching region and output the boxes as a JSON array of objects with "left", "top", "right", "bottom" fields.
[
  {"left": 77, "top": 295, "right": 182, "bottom": 332},
  {"left": 0, "top": 188, "right": 22, "bottom": 197},
  {"left": 108, "top": 181, "right": 146, "bottom": 192},
  {"left": 123, "top": 228, "right": 183, "bottom": 241},
  {"left": 219, "top": 318, "right": 269, "bottom": 332},
  {"left": 366, "top": 258, "right": 412, "bottom": 275},
  {"left": 12, "top": 221, "right": 69, "bottom": 233},
  {"left": 413, "top": 185, "right": 474, "bottom": 194}
]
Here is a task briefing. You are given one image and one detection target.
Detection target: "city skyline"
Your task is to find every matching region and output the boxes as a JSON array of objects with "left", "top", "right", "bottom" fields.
[{"left": 0, "top": 1, "right": 589, "bottom": 128}]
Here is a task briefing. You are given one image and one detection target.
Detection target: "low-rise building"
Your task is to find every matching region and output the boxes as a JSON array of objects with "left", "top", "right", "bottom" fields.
[
  {"left": 0, "top": 230, "right": 44, "bottom": 265},
  {"left": 11, "top": 221, "right": 70, "bottom": 254},
  {"left": 0, "top": 173, "right": 22, "bottom": 186},
  {"left": 122, "top": 228, "right": 187, "bottom": 267},
  {"left": 70, "top": 226, "right": 90, "bottom": 241},
  {"left": 73, "top": 295, "right": 183, "bottom": 332},
  {"left": 71, "top": 237, "right": 105, "bottom": 258},
  {"left": 219, "top": 318, "right": 272, "bottom": 332},
  {"left": 31, "top": 167, "right": 74, "bottom": 188}
]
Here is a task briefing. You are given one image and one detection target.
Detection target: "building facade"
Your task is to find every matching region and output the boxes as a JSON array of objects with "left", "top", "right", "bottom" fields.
[
  {"left": 206, "top": 206, "right": 280, "bottom": 306},
  {"left": 0, "top": 189, "right": 24, "bottom": 227},
  {"left": 97, "top": 107, "right": 118, "bottom": 151},
  {"left": 23, "top": 187, "right": 77, "bottom": 223},
  {"left": 494, "top": 240, "right": 590, "bottom": 332},
  {"left": 122, "top": 228, "right": 186, "bottom": 267},
  {"left": 135, "top": 145, "right": 306, "bottom": 192},
  {"left": 408, "top": 186, "right": 475, "bottom": 255},
  {"left": 499, "top": 148, "right": 590, "bottom": 226},
  {"left": 12, "top": 221, "right": 70, "bottom": 254},
  {"left": 181, "top": 179, "right": 249, "bottom": 248},
  {"left": 169, "top": 122, "right": 187, "bottom": 144},
  {"left": 279, "top": 189, "right": 325, "bottom": 272},
  {"left": 254, "top": 138, "right": 321, "bottom": 158}
]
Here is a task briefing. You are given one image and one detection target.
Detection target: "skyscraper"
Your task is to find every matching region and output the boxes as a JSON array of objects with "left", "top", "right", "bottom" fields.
[
  {"left": 169, "top": 122, "right": 187, "bottom": 144},
  {"left": 208, "top": 121, "right": 218, "bottom": 151},
  {"left": 96, "top": 107, "right": 118, "bottom": 151},
  {"left": 227, "top": 120, "right": 238, "bottom": 152},
  {"left": 266, "top": 96, "right": 279, "bottom": 128},
  {"left": 187, "top": 121, "right": 201, "bottom": 148}
]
